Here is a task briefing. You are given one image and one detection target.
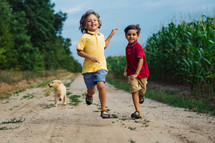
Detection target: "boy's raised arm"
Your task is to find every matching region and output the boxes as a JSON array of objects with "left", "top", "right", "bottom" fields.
[{"left": 105, "top": 28, "right": 118, "bottom": 49}]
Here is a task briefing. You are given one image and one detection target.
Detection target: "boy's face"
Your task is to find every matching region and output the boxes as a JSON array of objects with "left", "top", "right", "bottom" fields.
[
  {"left": 85, "top": 14, "right": 100, "bottom": 32},
  {"left": 125, "top": 29, "right": 139, "bottom": 44}
]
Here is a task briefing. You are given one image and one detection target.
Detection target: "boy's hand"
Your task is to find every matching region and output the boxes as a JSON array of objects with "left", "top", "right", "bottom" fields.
[
  {"left": 111, "top": 28, "right": 118, "bottom": 35},
  {"left": 123, "top": 72, "right": 127, "bottom": 77},
  {"left": 130, "top": 74, "right": 138, "bottom": 80},
  {"left": 90, "top": 56, "right": 100, "bottom": 63}
]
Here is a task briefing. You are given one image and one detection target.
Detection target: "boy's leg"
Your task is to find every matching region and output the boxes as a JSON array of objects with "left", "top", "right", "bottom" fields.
[
  {"left": 138, "top": 78, "right": 147, "bottom": 104},
  {"left": 87, "top": 87, "right": 96, "bottom": 97},
  {"left": 97, "top": 81, "right": 110, "bottom": 118},
  {"left": 83, "top": 73, "right": 97, "bottom": 105},
  {"left": 132, "top": 91, "right": 140, "bottom": 112},
  {"left": 97, "top": 81, "right": 106, "bottom": 110},
  {"left": 131, "top": 91, "right": 142, "bottom": 118}
]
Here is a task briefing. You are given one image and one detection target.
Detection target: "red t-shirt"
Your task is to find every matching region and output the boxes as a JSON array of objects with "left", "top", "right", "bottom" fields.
[{"left": 126, "top": 40, "right": 149, "bottom": 79}]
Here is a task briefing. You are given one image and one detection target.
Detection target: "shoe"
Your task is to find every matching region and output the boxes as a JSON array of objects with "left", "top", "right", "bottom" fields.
[
  {"left": 139, "top": 95, "right": 145, "bottom": 104},
  {"left": 131, "top": 111, "right": 142, "bottom": 119},
  {"left": 101, "top": 109, "right": 110, "bottom": 119},
  {"left": 85, "top": 94, "right": 93, "bottom": 105}
]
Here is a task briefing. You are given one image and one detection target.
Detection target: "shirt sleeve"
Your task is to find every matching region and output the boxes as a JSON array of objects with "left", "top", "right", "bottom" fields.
[
  {"left": 76, "top": 35, "right": 86, "bottom": 51},
  {"left": 136, "top": 44, "right": 145, "bottom": 59}
]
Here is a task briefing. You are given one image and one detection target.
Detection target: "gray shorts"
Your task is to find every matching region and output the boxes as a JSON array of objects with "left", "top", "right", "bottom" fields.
[{"left": 83, "top": 69, "right": 107, "bottom": 89}]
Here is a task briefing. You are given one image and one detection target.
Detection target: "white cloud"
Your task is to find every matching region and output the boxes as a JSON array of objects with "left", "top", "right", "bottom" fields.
[{"left": 64, "top": 6, "right": 83, "bottom": 14}]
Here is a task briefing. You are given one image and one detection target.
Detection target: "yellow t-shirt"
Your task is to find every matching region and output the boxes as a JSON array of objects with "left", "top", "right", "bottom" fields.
[{"left": 77, "top": 31, "right": 107, "bottom": 74}]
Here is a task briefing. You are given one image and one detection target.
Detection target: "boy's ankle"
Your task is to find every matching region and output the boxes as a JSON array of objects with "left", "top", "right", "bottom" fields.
[{"left": 136, "top": 110, "right": 141, "bottom": 116}]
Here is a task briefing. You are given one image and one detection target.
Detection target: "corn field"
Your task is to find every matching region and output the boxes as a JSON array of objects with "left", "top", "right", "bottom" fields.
[{"left": 107, "top": 15, "right": 215, "bottom": 97}]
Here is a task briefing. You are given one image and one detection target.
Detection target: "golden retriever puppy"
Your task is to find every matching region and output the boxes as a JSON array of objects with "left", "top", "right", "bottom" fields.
[{"left": 48, "top": 80, "right": 66, "bottom": 107}]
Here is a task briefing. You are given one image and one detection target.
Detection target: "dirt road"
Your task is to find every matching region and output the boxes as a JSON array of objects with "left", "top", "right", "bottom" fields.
[{"left": 0, "top": 74, "right": 214, "bottom": 143}]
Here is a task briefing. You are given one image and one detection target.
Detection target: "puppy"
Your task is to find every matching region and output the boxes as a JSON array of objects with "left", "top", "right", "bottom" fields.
[{"left": 48, "top": 80, "right": 66, "bottom": 107}]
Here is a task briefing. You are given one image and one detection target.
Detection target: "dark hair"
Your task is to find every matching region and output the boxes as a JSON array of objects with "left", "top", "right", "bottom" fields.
[
  {"left": 79, "top": 10, "right": 102, "bottom": 33},
  {"left": 124, "top": 24, "right": 141, "bottom": 35}
]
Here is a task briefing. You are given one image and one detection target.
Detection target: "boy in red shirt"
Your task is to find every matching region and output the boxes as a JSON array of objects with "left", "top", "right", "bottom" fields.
[{"left": 123, "top": 24, "right": 149, "bottom": 119}]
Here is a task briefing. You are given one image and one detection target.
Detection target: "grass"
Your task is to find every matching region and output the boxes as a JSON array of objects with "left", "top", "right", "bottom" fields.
[
  {"left": 64, "top": 78, "right": 74, "bottom": 87},
  {"left": 0, "top": 70, "right": 71, "bottom": 100},
  {"left": 0, "top": 118, "right": 24, "bottom": 125},
  {"left": 107, "top": 77, "right": 215, "bottom": 116},
  {"left": 22, "top": 93, "right": 35, "bottom": 100},
  {"left": 68, "top": 94, "right": 81, "bottom": 106},
  {"left": 0, "top": 126, "right": 20, "bottom": 130},
  {"left": 129, "top": 139, "right": 136, "bottom": 143},
  {"left": 0, "top": 118, "right": 24, "bottom": 130},
  {"left": 111, "top": 114, "right": 118, "bottom": 118},
  {"left": 128, "top": 126, "right": 136, "bottom": 131}
]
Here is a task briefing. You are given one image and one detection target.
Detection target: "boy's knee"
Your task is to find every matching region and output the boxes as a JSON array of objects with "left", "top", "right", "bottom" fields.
[{"left": 97, "top": 81, "right": 105, "bottom": 90}]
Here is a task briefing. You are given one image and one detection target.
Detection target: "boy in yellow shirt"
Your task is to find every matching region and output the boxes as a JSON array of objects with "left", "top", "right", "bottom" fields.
[{"left": 77, "top": 10, "right": 117, "bottom": 118}]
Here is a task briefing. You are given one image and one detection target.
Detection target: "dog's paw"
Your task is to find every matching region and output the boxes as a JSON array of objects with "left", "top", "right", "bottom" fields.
[
  {"left": 63, "top": 103, "right": 67, "bottom": 106},
  {"left": 54, "top": 104, "right": 58, "bottom": 107}
]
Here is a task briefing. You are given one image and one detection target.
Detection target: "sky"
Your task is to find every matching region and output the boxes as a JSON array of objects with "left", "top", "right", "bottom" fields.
[{"left": 51, "top": 0, "right": 215, "bottom": 64}]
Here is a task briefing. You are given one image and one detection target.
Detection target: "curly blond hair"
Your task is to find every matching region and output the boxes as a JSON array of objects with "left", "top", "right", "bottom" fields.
[{"left": 79, "top": 10, "right": 102, "bottom": 33}]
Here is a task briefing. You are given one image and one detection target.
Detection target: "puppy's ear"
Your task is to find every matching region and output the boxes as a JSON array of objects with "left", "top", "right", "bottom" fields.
[{"left": 57, "top": 80, "right": 62, "bottom": 84}]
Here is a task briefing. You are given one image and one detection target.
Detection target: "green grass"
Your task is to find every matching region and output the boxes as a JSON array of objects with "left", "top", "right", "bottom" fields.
[
  {"left": 0, "top": 126, "right": 20, "bottom": 130},
  {"left": 68, "top": 94, "right": 81, "bottom": 106},
  {"left": 0, "top": 118, "right": 24, "bottom": 125},
  {"left": 111, "top": 114, "right": 118, "bottom": 118},
  {"left": 0, "top": 118, "right": 24, "bottom": 130},
  {"left": 128, "top": 126, "right": 136, "bottom": 131},
  {"left": 22, "top": 93, "right": 35, "bottom": 100},
  {"left": 107, "top": 78, "right": 215, "bottom": 116}
]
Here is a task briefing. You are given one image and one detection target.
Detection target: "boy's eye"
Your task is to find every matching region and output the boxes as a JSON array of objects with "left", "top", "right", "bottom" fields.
[{"left": 128, "top": 33, "right": 136, "bottom": 36}]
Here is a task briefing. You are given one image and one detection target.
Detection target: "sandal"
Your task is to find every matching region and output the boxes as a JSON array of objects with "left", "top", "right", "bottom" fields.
[
  {"left": 101, "top": 109, "right": 110, "bottom": 119},
  {"left": 85, "top": 94, "right": 93, "bottom": 105},
  {"left": 131, "top": 111, "right": 142, "bottom": 119},
  {"left": 139, "top": 94, "right": 145, "bottom": 104}
]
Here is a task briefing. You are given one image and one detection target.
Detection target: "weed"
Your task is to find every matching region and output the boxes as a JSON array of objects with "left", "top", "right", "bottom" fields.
[
  {"left": 0, "top": 118, "right": 24, "bottom": 125},
  {"left": 66, "top": 91, "right": 72, "bottom": 96},
  {"left": 0, "top": 93, "right": 12, "bottom": 100},
  {"left": 22, "top": 93, "right": 35, "bottom": 100},
  {"left": 69, "top": 94, "right": 81, "bottom": 106},
  {"left": 129, "top": 139, "right": 136, "bottom": 143},
  {"left": 0, "top": 126, "right": 20, "bottom": 130},
  {"left": 13, "top": 88, "right": 26, "bottom": 94},
  {"left": 120, "top": 117, "right": 126, "bottom": 121},
  {"left": 128, "top": 126, "right": 136, "bottom": 131},
  {"left": 111, "top": 114, "right": 118, "bottom": 118},
  {"left": 93, "top": 110, "right": 100, "bottom": 112},
  {"left": 44, "top": 91, "right": 51, "bottom": 97}
]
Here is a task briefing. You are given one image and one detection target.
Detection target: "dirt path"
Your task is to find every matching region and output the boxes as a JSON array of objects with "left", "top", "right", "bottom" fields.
[{"left": 0, "top": 74, "right": 214, "bottom": 143}]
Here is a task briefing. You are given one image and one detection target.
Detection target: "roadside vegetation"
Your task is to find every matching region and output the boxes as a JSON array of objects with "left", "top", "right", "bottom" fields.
[
  {"left": 106, "top": 15, "right": 215, "bottom": 116},
  {"left": 0, "top": 0, "right": 82, "bottom": 72},
  {"left": 0, "top": 0, "right": 82, "bottom": 99},
  {"left": 0, "top": 70, "right": 72, "bottom": 100}
]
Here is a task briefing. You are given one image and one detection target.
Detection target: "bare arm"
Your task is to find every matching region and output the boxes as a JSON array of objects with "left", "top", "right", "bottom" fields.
[
  {"left": 105, "top": 28, "right": 118, "bottom": 49},
  {"left": 130, "top": 58, "right": 143, "bottom": 80},
  {"left": 124, "top": 62, "right": 128, "bottom": 77},
  {"left": 77, "top": 50, "right": 100, "bottom": 63}
]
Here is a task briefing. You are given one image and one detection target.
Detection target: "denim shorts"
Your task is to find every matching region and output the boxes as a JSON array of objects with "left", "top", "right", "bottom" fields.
[{"left": 83, "top": 69, "right": 107, "bottom": 89}]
